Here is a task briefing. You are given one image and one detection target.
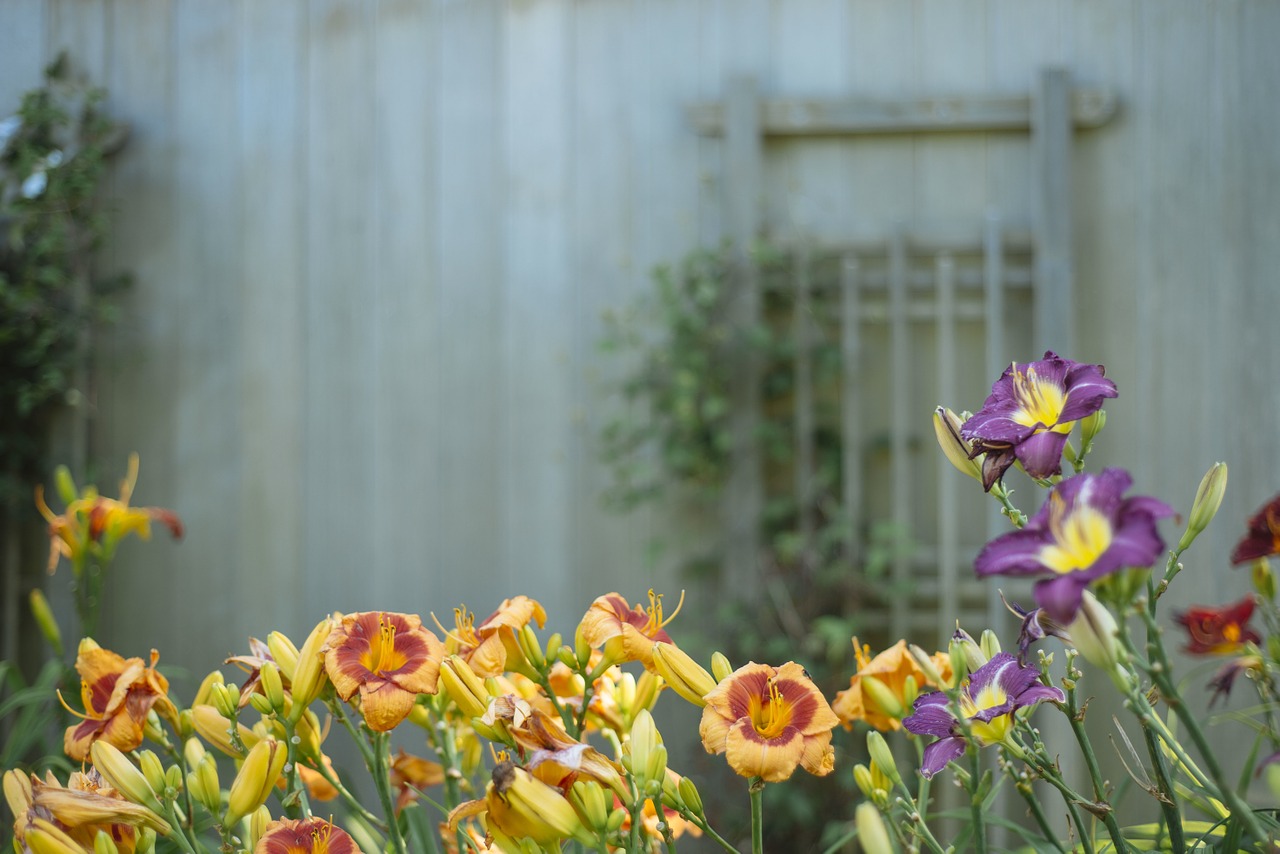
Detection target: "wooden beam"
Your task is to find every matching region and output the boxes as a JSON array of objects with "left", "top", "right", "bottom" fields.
[
  {"left": 1032, "top": 68, "right": 1075, "bottom": 354},
  {"left": 687, "top": 87, "right": 1116, "bottom": 137}
]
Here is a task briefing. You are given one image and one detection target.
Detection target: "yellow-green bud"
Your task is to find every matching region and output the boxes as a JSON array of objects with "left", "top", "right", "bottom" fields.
[
  {"left": 933, "top": 406, "right": 982, "bottom": 481},
  {"left": 1254, "top": 559, "right": 1276, "bottom": 601},
  {"left": 544, "top": 633, "right": 563, "bottom": 663},
  {"left": 259, "top": 662, "right": 285, "bottom": 713},
  {"left": 860, "top": 675, "right": 904, "bottom": 720},
  {"left": 574, "top": 627, "right": 593, "bottom": 669},
  {"left": 28, "top": 589, "right": 63, "bottom": 657},
  {"left": 606, "top": 807, "right": 628, "bottom": 833},
  {"left": 288, "top": 617, "right": 333, "bottom": 723},
  {"left": 193, "top": 670, "right": 225, "bottom": 708},
  {"left": 908, "top": 644, "right": 946, "bottom": 687},
  {"left": 1079, "top": 409, "right": 1106, "bottom": 451},
  {"left": 901, "top": 674, "right": 919, "bottom": 711},
  {"left": 1066, "top": 592, "right": 1126, "bottom": 680},
  {"left": 979, "top": 630, "right": 1002, "bottom": 661},
  {"left": 135, "top": 827, "right": 156, "bottom": 854},
  {"left": 1179, "top": 462, "right": 1228, "bottom": 552},
  {"left": 855, "top": 802, "right": 895, "bottom": 854},
  {"left": 518, "top": 624, "right": 546, "bottom": 669},
  {"left": 677, "top": 776, "right": 704, "bottom": 817},
  {"left": 853, "top": 764, "right": 876, "bottom": 799},
  {"left": 569, "top": 780, "right": 610, "bottom": 831},
  {"left": 866, "top": 731, "right": 902, "bottom": 787},
  {"left": 439, "top": 655, "right": 490, "bottom": 719},
  {"left": 225, "top": 738, "right": 286, "bottom": 827},
  {"left": 90, "top": 742, "right": 162, "bottom": 813},
  {"left": 164, "top": 764, "right": 183, "bottom": 793},
  {"left": 651, "top": 642, "right": 717, "bottom": 707},
  {"left": 26, "top": 818, "right": 87, "bottom": 854},
  {"left": 210, "top": 683, "right": 237, "bottom": 719},
  {"left": 248, "top": 805, "right": 272, "bottom": 849},
  {"left": 710, "top": 652, "right": 733, "bottom": 683},
  {"left": 183, "top": 738, "right": 206, "bottom": 769},
  {"left": 187, "top": 753, "right": 221, "bottom": 813},
  {"left": 248, "top": 693, "right": 275, "bottom": 716},
  {"left": 628, "top": 709, "right": 666, "bottom": 794},
  {"left": 142, "top": 710, "right": 166, "bottom": 746},
  {"left": 556, "top": 645, "right": 577, "bottom": 668},
  {"left": 54, "top": 466, "right": 78, "bottom": 505},
  {"left": 138, "top": 747, "right": 166, "bottom": 793},
  {"left": 94, "top": 829, "right": 121, "bottom": 854},
  {"left": 616, "top": 672, "right": 637, "bottom": 712},
  {"left": 633, "top": 670, "right": 661, "bottom": 714},
  {"left": 949, "top": 633, "right": 978, "bottom": 682},
  {"left": 265, "top": 632, "right": 300, "bottom": 682}
]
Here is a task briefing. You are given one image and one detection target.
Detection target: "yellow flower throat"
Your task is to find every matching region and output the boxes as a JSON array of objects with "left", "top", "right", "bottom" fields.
[
  {"left": 752, "top": 682, "right": 791, "bottom": 739},
  {"left": 1009, "top": 365, "right": 1071, "bottom": 433},
  {"left": 1038, "top": 491, "right": 1113, "bottom": 574},
  {"left": 362, "top": 615, "right": 408, "bottom": 675}
]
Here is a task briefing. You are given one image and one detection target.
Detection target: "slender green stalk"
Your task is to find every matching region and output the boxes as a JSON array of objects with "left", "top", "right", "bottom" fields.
[
  {"left": 1141, "top": 724, "right": 1185, "bottom": 854},
  {"left": 162, "top": 801, "right": 203, "bottom": 854},
  {"left": 1009, "top": 734, "right": 1096, "bottom": 854},
  {"left": 1063, "top": 686, "right": 1135, "bottom": 854},
  {"left": 968, "top": 743, "right": 987, "bottom": 853},
  {"left": 308, "top": 753, "right": 386, "bottom": 829},
  {"left": 281, "top": 717, "right": 311, "bottom": 820},
  {"left": 749, "top": 777, "right": 764, "bottom": 854},
  {"left": 1011, "top": 777, "right": 1068, "bottom": 854},
  {"left": 369, "top": 731, "right": 408, "bottom": 854},
  {"left": 682, "top": 809, "right": 741, "bottom": 853}
]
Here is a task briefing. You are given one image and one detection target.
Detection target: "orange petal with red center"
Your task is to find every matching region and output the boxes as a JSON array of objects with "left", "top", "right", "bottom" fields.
[
  {"left": 255, "top": 817, "right": 363, "bottom": 854},
  {"left": 725, "top": 718, "right": 805, "bottom": 782},
  {"left": 77, "top": 648, "right": 143, "bottom": 717},
  {"left": 772, "top": 663, "right": 840, "bottom": 736}
]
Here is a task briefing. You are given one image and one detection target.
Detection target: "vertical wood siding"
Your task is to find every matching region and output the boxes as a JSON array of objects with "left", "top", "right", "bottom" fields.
[{"left": 2, "top": 2, "right": 1277, "bottom": 712}]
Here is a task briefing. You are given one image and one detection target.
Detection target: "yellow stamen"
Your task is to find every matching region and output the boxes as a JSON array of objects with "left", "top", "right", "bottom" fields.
[
  {"left": 1038, "top": 491, "right": 1113, "bottom": 574},
  {"left": 55, "top": 688, "right": 93, "bottom": 721},
  {"left": 1223, "top": 623, "right": 1241, "bottom": 643},
  {"left": 753, "top": 681, "right": 791, "bottom": 740},
  {"left": 1008, "top": 365, "right": 1071, "bottom": 433},
  {"left": 643, "top": 589, "right": 685, "bottom": 633},
  {"left": 360, "top": 615, "right": 407, "bottom": 676}
]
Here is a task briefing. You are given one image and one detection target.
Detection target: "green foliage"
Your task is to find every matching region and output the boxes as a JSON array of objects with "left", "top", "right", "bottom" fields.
[{"left": 0, "top": 53, "right": 128, "bottom": 506}]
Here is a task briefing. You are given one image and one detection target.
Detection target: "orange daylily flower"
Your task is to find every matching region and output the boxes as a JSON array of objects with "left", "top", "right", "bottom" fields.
[
  {"left": 297, "top": 757, "right": 340, "bottom": 803},
  {"left": 36, "top": 453, "right": 182, "bottom": 575},
  {"left": 324, "top": 611, "right": 445, "bottom": 732},
  {"left": 700, "top": 661, "right": 839, "bottom": 783},
  {"left": 255, "top": 817, "right": 364, "bottom": 854},
  {"left": 832, "top": 638, "right": 953, "bottom": 732},
  {"left": 578, "top": 590, "right": 682, "bottom": 669},
  {"left": 443, "top": 596, "right": 548, "bottom": 678},
  {"left": 389, "top": 749, "right": 445, "bottom": 812},
  {"left": 62, "top": 640, "right": 176, "bottom": 762}
]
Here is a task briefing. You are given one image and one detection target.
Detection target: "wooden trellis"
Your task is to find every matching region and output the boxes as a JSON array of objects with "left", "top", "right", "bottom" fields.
[{"left": 690, "top": 68, "right": 1117, "bottom": 648}]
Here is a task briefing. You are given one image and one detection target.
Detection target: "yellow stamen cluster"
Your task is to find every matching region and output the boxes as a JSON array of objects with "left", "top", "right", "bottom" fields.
[
  {"left": 753, "top": 682, "right": 790, "bottom": 740},
  {"left": 642, "top": 588, "right": 684, "bottom": 635},
  {"left": 1009, "top": 365, "right": 1070, "bottom": 432},
  {"left": 362, "top": 615, "right": 407, "bottom": 676},
  {"left": 1040, "top": 492, "right": 1113, "bottom": 574}
]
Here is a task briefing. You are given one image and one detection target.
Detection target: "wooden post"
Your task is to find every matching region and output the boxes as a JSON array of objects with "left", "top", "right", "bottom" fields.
[
  {"left": 935, "top": 252, "right": 957, "bottom": 649},
  {"left": 721, "top": 76, "right": 764, "bottom": 599},
  {"left": 792, "top": 248, "right": 814, "bottom": 557},
  {"left": 1033, "top": 68, "right": 1074, "bottom": 353},
  {"left": 840, "top": 256, "right": 862, "bottom": 570},
  {"left": 888, "top": 227, "right": 910, "bottom": 638}
]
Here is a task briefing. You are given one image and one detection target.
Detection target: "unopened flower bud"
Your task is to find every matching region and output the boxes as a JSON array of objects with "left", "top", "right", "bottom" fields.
[
  {"left": 1079, "top": 409, "right": 1106, "bottom": 452},
  {"left": 26, "top": 818, "right": 87, "bottom": 854},
  {"left": 908, "top": 644, "right": 945, "bottom": 687},
  {"left": 628, "top": 710, "right": 666, "bottom": 794},
  {"left": 138, "top": 751, "right": 166, "bottom": 795},
  {"left": 569, "top": 780, "right": 610, "bottom": 831},
  {"left": 135, "top": 827, "right": 156, "bottom": 854},
  {"left": 677, "top": 776, "right": 704, "bottom": 817},
  {"left": 1254, "top": 559, "right": 1276, "bottom": 601},
  {"left": 934, "top": 406, "right": 982, "bottom": 481},
  {"left": 210, "top": 683, "right": 236, "bottom": 719},
  {"left": 1066, "top": 592, "right": 1125, "bottom": 679},
  {"left": 187, "top": 753, "right": 221, "bottom": 813},
  {"left": 90, "top": 742, "right": 162, "bottom": 814},
  {"left": 259, "top": 662, "right": 285, "bottom": 713},
  {"left": 710, "top": 652, "right": 733, "bottom": 683},
  {"left": 288, "top": 617, "right": 333, "bottom": 723},
  {"left": 28, "top": 589, "right": 63, "bottom": 657},
  {"left": 183, "top": 738, "right": 206, "bottom": 768},
  {"left": 866, "top": 731, "right": 901, "bottom": 787},
  {"left": 853, "top": 763, "right": 876, "bottom": 799},
  {"left": 616, "top": 672, "right": 637, "bottom": 712},
  {"left": 544, "top": 633, "right": 563, "bottom": 663},
  {"left": 248, "top": 693, "right": 275, "bottom": 716},
  {"left": 651, "top": 642, "right": 716, "bottom": 707},
  {"left": 574, "top": 627, "right": 593, "bottom": 669},
  {"left": 225, "top": 738, "right": 286, "bottom": 826},
  {"left": 53, "top": 465, "right": 78, "bottom": 505},
  {"left": 193, "top": 670, "right": 225, "bottom": 707},
  {"left": 248, "top": 804, "right": 273, "bottom": 848},
  {"left": 633, "top": 670, "right": 661, "bottom": 714},
  {"left": 518, "top": 624, "right": 546, "bottom": 670},
  {"left": 979, "top": 629, "right": 1002, "bottom": 660},
  {"left": 859, "top": 675, "right": 904, "bottom": 720},
  {"left": 556, "top": 645, "right": 577, "bottom": 668},
  {"left": 606, "top": 806, "right": 628, "bottom": 833},
  {"left": 192, "top": 704, "right": 255, "bottom": 758},
  {"left": 1179, "top": 462, "right": 1228, "bottom": 552},
  {"left": 440, "top": 655, "right": 490, "bottom": 719},
  {"left": 94, "top": 829, "right": 121, "bottom": 854},
  {"left": 951, "top": 628, "right": 986, "bottom": 675},
  {"left": 855, "top": 802, "right": 894, "bottom": 854},
  {"left": 265, "top": 632, "right": 300, "bottom": 681}
]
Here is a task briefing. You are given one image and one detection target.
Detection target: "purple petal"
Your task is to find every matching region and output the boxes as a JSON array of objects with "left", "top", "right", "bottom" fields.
[
  {"left": 975, "top": 529, "right": 1055, "bottom": 578},
  {"left": 1014, "top": 431, "right": 1070, "bottom": 478},
  {"left": 1013, "top": 683, "right": 1066, "bottom": 707},
  {"left": 1057, "top": 362, "right": 1118, "bottom": 422},
  {"left": 962, "top": 411, "right": 1034, "bottom": 445},
  {"left": 1034, "top": 575, "right": 1090, "bottom": 623},
  {"left": 920, "top": 736, "right": 966, "bottom": 779},
  {"left": 903, "top": 693, "right": 957, "bottom": 739},
  {"left": 979, "top": 448, "right": 1017, "bottom": 492}
]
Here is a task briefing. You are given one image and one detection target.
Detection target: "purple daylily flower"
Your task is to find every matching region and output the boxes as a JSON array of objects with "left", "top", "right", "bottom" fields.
[
  {"left": 962, "top": 352, "right": 1117, "bottom": 490},
  {"left": 903, "top": 653, "right": 1064, "bottom": 779},
  {"left": 974, "top": 469, "right": 1173, "bottom": 623}
]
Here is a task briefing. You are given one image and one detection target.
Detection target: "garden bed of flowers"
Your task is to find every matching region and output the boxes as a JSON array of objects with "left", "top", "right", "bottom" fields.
[{"left": 5, "top": 352, "right": 1280, "bottom": 853}]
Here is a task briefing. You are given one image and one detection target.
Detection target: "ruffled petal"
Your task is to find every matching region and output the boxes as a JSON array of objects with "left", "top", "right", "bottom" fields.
[
  {"left": 1014, "top": 430, "right": 1070, "bottom": 479},
  {"left": 358, "top": 680, "right": 420, "bottom": 733},
  {"left": 725, "top": 718, "right": 805, "bottom": 783},
  {"left": 902, "top": 693, "right": 956, "bottom": 739},
  {"left": 920, "top": 736, "right": 966, "bottom": 779},
  {"left": 975, "top": 529, "right": 1054, "bottom": 578}
]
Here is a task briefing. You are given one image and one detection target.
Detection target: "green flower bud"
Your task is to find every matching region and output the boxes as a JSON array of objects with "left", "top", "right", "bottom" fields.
[
  {"left": 1254, "top": 559, "right": 1276, "bottom": 601},
  {"left": 979, "top": 630, "right": 1002, "bottom": 660},
  {"left": 1178, "top": 462, "right": 1227, "bottom": 552},
  {"left": 860, "top": 675, "right": 904, "bottom": 720},
  {"left": 677, "top": 776, "right": 704, "bottom": 818},
  {"left": 54, "top": 466, "right": 78, "bottom": 506},
  {"left": 138, "top": 751, "right": 166, "bottom": 796},
  {"left": 855, "top": 802, "right": 894, "bottom": 854},
  {"left": 933, "top": 406, "right": 982, "bottom": 481},
  {"left": 518, "top": 624, "right": 546, "bottom": 669},
  {"left": 248, "top": 693, "right": 275, "bottom": 716},
  {"left": 710, "top": 652, "right": 733, "bottom": 683},
  {"left": 260, "top": 662, "right": 285, "bottom": 713},
  {"left": 94, "top": 829, "right": 121, "bottom": 854},
  {"left": 1079, "top": 409, "right": 1106, "bottom": 452},
  {"left": 866, "top": 731, "right": 901, "bottom": 787},
  {"left": 28, "top": 589, "right": 63, "bottom": 657}
]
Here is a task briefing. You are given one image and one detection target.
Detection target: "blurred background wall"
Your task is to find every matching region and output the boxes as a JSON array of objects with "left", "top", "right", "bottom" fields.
[{"left": 0, "top": 0, "right": 1277, "bottom": 701}]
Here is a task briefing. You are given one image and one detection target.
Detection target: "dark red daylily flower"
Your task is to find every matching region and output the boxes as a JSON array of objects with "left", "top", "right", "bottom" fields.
[
  {"left": 1231, "top": 494, "right": 1280, "bottom": 565},
  {"left": 1174, "top": 596, "right": 1261, "bottom": 655},
  {"left": 962, "top": 352, "right": 1117, "bottom": 490}
]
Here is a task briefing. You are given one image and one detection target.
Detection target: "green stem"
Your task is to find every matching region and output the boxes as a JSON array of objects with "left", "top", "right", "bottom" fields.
[
  {"left": 1011, "top": 775, "right": 1068, "bottom": 854},
  {"left": 369, "top": 730, "right": 408, "bottom": 854},
  {"left": 749, "top": 777, "right": 764, "bottom": 854},
  {"left": 1009, "top": 735, "right": 1096, "bottom": 854},
  {"left": 968, "top": 743, "right": 987, "bottom": 854},
  {"left": 685, "top": 810, "right": 742, "bottom": 854},
  {"left": 281, "top": 718, "right": 311, "bottom": 820},
  {"left": 308, "top": 753, "right": 386, "bottom": 830},
  {"left": 1142, "top": 724, "right": 1186, "bottom": 854},
  {"left": 1064, "top": 686, "right": 1134, "bottom": 854},
  {"left": 161, "top": 801, "right": 203, "bottom": 854}
]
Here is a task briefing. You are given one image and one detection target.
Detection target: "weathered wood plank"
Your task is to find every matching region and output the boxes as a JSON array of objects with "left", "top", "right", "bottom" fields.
[
  {"left": 0, "top": 1, "right": 45, "bottom": 111},
  {"left": 1031, "top": 67, "right": 1074, "bottom": 353},
  {"left": 502, "top": 0, "right": 574, "bottom": 617},
  {"left": 239, "top": 0, "right": 306, "bottom": 637},
  {"left": 436, "top": 0, "right": 503, "bottom": 613},
  {"left": 371, "top": 0, "right": 440, "bottom": 609},
  {"left": 303, "top": 0, "right": 377, "bottom": 618},
  {"left": 686, "top": 88, "right": 1117, "bottom": 136}
]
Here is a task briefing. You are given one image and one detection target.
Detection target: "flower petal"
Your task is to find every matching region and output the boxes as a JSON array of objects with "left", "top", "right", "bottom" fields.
[
  {"left": 725, "top": 718, "right": 805, "bottom": 783},
  {"left": 920, "top": 736, "right": 966, "bottom": 779},
  {"left": 1014, "top": 430, "right": 1070, "bottom": 479},
  {"left": 902, "top": 693, "right": 955, "bottom": 739}
]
